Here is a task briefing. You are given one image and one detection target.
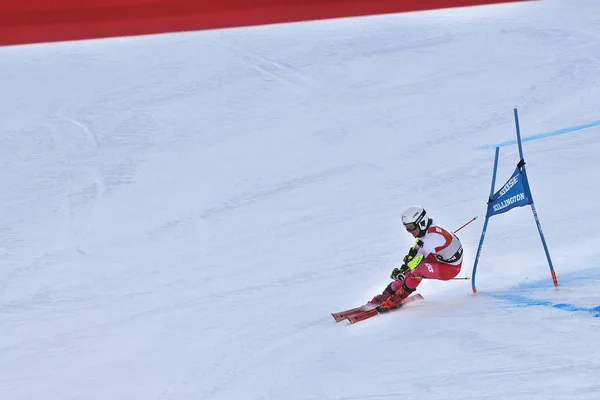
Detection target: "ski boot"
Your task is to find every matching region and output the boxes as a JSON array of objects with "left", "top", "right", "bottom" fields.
[{"left": 376, "top": 284, "right": 415, "bottom": 312}]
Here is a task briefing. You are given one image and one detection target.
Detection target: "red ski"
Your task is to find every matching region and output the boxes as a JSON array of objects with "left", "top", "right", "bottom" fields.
[
  {"left": 331, "top": 304, "right": 377, "bottom": 322},
  {"left": 346, "top": 293, "right": 424, "bottom": 324}
]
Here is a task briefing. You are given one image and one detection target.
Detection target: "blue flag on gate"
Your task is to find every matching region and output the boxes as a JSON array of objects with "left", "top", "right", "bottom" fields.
[{"left": 487, "top": 166, "right": 532, "bottom": 217}]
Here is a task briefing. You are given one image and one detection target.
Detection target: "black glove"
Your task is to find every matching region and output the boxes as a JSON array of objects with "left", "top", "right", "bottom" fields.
[{"left": 390, "top": 264, "right": 410, "bottom": 281}]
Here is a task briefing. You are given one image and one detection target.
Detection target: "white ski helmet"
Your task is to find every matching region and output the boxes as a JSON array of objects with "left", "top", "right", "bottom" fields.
[{"left": 401, "top": 206, "right": 431, "bottom": 236}]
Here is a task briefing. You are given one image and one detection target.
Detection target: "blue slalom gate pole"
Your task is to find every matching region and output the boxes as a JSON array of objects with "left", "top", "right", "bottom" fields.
[
  {"left": 471, "top": 146, "right": 500, "bottom": 293},
  {"left": 513, "top": 109, "right": 559, "bottom": 287}
]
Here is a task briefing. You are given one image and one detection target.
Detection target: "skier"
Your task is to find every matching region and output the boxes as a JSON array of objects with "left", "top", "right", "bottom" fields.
[{"left": 370, "top": 206, "right": 464, "bottom": 312}]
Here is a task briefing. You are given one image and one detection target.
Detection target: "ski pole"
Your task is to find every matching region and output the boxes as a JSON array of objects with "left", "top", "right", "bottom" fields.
[{"left": 454, "top": 216, "right": 478, "bottom": 233}]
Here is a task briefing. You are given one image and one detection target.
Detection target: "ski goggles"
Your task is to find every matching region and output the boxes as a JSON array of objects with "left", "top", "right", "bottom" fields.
[{"left": 403, "top": 222, "right": 420, "bottom": 231}]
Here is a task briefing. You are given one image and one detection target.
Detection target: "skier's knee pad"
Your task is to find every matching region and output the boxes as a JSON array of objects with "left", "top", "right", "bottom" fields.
[{"left": 384, "top": 283, "right": 396, "bottom": 295}]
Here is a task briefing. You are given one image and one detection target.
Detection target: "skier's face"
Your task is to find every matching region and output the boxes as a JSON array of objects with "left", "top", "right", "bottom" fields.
[{"left": 406, "top": 225, "right": 420, "bottom": 238}]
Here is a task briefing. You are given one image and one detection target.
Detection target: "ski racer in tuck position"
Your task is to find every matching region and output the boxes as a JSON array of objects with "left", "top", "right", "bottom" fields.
[{"left": 370, "top": 206, "right": 464, "bottom": 312}]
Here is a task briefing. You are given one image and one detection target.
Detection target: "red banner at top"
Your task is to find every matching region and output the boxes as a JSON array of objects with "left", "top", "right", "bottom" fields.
[{"left": 1, "top": 0, "right": 527, "bottom": 46}]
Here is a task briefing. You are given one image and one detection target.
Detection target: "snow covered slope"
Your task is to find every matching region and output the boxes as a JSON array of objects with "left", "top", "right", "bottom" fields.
[{"left": 1, "top": 1, "right": 600, "bottom": 399}]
